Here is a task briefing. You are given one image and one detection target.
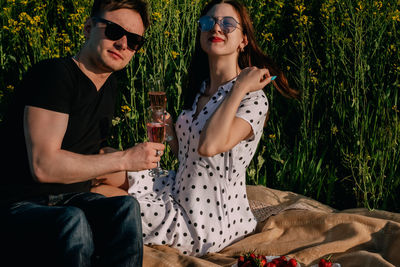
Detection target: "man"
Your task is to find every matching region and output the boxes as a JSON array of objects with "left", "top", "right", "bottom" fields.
[{"left": 0, "top": 0, "right": 164, "bottom": 266}]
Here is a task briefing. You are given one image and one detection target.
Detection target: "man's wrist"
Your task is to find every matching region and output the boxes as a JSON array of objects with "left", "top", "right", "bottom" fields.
[{"left": 116, "top": 150, "right": 128, "bottom": 171}]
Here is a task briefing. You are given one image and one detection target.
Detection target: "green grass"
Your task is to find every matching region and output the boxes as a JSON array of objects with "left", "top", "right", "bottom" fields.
[{"left": 1, "top": 0, "right": 399, "bottom": 212}]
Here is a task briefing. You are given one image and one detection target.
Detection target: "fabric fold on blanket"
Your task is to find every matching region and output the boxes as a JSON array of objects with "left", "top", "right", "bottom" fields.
[{"left": 142, "top": 185, "right": 400, "bottom": 267}]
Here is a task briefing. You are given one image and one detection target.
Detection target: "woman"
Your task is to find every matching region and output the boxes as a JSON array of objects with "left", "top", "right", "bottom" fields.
[{"left": 93, "top": 0, "right": 299, "bottom": 256}]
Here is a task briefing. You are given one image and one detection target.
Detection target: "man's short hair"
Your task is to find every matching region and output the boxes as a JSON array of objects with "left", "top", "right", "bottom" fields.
[{"left": 91, "top": 0, "right": 150, "bottom": 29}]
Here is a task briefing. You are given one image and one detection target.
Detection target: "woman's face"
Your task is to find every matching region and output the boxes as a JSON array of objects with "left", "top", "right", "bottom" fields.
[{"left": 200, "top": 3, "right": 247, "bottom": 58}]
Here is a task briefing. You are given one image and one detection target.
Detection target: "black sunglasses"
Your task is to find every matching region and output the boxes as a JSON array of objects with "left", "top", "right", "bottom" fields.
[
  {"left": 92, "top": 17, "right": 145, "bottom": 51},
  {"left": 198, "top": 16, "right": 241, "bottom": 34}
]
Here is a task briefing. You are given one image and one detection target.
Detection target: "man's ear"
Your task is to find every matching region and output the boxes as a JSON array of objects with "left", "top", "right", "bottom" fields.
[{"left": 83, "top": 18, "right": 92, "bottom": 39}]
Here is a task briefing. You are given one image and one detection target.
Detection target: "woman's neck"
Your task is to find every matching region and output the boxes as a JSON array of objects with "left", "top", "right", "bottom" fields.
[{"left": 207, "top": 55, "right": 240, "bottom": 95}]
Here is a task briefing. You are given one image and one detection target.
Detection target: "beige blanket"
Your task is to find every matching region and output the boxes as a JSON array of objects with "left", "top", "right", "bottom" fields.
[{"left": 143, "top": 185, "right": 400, "bottom": 267}]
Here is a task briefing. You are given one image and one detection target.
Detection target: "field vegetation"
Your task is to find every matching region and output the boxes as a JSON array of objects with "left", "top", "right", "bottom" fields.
[{"left": 1, "top": 0, "right": 399, "bottom": 212}]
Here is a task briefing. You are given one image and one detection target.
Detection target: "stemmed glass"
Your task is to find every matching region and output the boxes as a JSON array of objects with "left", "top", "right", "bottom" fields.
[
  {"left": 148, "top": 77, "right": 173, "bottom": 141},
  {"left": 146, "top": 106, "right": 168, "bottom": 177},
  {"left": 148, "top": 78, "right": 167, "bottom": 109}
]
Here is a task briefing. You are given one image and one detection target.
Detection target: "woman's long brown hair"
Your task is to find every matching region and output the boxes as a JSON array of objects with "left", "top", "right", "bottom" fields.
[{"left": 183, "top": 0, "right": 299, "bottom": 110}]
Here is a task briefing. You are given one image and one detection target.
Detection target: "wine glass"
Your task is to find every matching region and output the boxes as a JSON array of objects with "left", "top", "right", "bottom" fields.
[
  {"left": 148, "top": 77, "right": 167, "bottom": 108},
  {"left": 146, "top": 106, "right": 168, "bottom": 177},
  {"left": 148, "top": 78, "right": 173, "bottom": 141},
  {"left": 148, "top": 91, "right": 167, "bottom": 109}
]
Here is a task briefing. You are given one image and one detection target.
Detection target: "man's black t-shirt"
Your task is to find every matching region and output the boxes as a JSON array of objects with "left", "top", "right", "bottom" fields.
[{"left": 0, "top": 57, "right": 118, "bottom": 205}]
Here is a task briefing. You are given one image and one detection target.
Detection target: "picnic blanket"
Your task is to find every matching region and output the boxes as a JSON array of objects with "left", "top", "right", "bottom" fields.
[{"left": 142, "top": 185, "right": 400, "bottom": 267}]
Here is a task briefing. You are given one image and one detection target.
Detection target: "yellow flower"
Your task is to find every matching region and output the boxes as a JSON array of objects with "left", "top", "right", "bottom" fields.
[
  {"left": 268, "top": 134, "right": 276, "bottom": 139},
  {"left": 392, "top": 105, "right": 399, "bottom": 113},
  {"left": 6, "top": 85, "right": 14, "bottom": 91},
  {"left": 57, "top": 5, "right": 65, "bottom": 14},
  {"left": 373, "top": 1, "right": 383, "bottom": 10},
  {"left": 164, "top": 31, "right": 171, "bottom": 38},
  {"left": 77, "top": 7, "right": 85, "bottom": 14},
  {"left": 392, "top": 10, "right": 400, "bottom": 21},
  {"left": 356, "top": 2, "right": 363, "bottom": 12},
  {"left": 152, "top": 12, "right": 162, "bottom": 22},
  {"left": 121, "top": 105, "right": 131, "bottom": 113},
  {"left": 262, "top": 32, "right": 273, "bottom": 42},
  {"left": 171, "top": 51, "right": 179, "bottom": 59},
  {"left": 311, "top": 76, "right": 318, "bottom": 84},
  {"left": 331, "top": 126, "right": 338, "bottom": 135},
  {"left": 33, "top": 15, "right": 41, "bottom": 24},
  {"left": 299, "top": 15, "right": 310, "bottom": 26},
  {"left": 295, "top": 4, "right": 306, "bottom": 13}
]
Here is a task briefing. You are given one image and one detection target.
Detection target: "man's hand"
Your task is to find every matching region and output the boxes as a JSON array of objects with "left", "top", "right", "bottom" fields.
[{"left": 122, "top": 142, "right": 165, "bottom": 171}]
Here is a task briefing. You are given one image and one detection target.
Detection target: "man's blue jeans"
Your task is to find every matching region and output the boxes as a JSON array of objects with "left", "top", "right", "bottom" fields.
[{"left": 2, "top": 192, "right": 143, "bottom": 267}]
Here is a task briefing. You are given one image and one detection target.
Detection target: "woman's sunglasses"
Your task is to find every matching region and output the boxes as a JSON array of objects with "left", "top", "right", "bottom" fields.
[
  {"left": 92, "top": 17, "right": 145, "bottom": 51},
  {"left": 198, "top": 16, "right": 241, "bottom": 34}
]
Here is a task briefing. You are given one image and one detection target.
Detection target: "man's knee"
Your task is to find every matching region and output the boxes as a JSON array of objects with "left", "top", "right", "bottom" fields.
[
  {"left": 57, "top": 206, "right": 92, "bottom": 238},
  {"left": 55, "top": 207, "right": 94, "bottom": 260},
  {"left": 114, "top": 196, "right": 141, "bottom": 223},
  {"left": 119, "top": 195, "right": 140, "bottom": 212},
  {"left": 108, "top": 195, "right": 139, "bottom": 213}
]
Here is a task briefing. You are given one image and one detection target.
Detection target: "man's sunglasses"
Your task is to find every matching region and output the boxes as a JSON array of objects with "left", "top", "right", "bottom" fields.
[
  {"left": 198, "top": 16, "right": 241, "bottom": 34},
  {"left": 92, "top": 17, "right": 145, "bottom": 51}
]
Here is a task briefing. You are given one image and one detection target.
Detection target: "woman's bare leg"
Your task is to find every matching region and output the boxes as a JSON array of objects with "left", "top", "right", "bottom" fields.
[
  {"left": 96, "top": 171, "right": 129, "bottom": 189},
  {"left": 91, "top": 184, "right": 129, "bottom": 197},
  {"left": 91, "top": 170, "right": 130, "bottom": 197}
]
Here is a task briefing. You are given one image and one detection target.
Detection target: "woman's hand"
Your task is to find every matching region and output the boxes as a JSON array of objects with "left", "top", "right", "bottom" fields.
[
  {"left": 234, "top": 67, "right": 273, "bottom": 94},
  {"left": 164, "top": 111, "right": 175, "bottom": 142},
  {"left": 164, "top": 111, "right": 179, "bottom": 157}
]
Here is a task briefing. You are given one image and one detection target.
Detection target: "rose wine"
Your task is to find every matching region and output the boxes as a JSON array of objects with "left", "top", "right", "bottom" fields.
[
  {"left": 147, "top": 122, "right": 165, "bottom": 143},
  {"left": 148, "top": 91, "right": 167, "bottom": 108}
]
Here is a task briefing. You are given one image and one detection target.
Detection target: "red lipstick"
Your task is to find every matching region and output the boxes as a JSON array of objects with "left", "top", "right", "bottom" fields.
[{"left": 209, "top": 36, "right": 224, "bottom": 42}]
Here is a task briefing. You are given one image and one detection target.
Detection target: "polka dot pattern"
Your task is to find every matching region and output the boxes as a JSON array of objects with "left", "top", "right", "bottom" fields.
[{"left": 127, "top": 78, "right": 268, "bottom": 256}]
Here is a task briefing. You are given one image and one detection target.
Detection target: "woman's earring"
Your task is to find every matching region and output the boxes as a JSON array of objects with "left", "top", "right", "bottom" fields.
[{"left": 240, "top": 47, "right": 245, "bottom": 53}]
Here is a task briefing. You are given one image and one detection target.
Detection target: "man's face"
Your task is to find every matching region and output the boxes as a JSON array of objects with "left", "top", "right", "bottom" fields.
[{"left": 85, "top": 8, "right": 145, "bottom": 72}]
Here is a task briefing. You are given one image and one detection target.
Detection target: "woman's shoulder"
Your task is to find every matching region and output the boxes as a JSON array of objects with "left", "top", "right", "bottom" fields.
[{"left": 242, "top": 89, "right": 268, "bottom": 103}]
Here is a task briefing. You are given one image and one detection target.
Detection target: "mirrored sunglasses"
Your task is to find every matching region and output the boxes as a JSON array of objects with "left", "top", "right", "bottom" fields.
[
  {"left": 198, "top": 16, "right": 241, "bottom": 34},
  {"left": 92, "top": 17, "right": 145, "bottom": 51}
]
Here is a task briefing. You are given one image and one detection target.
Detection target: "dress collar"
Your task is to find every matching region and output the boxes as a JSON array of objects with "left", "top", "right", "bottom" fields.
[{"left": 200, "top": 77, "right": 238, "bottom": 95}]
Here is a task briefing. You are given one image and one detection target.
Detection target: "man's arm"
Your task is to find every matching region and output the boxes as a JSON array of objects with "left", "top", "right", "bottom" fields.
[{"left": 24, "top": 106, "right": 164, "bottom": 184}]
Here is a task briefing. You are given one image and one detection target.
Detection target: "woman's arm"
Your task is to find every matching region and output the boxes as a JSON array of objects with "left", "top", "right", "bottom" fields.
[{"left": 198, "top": 67, "right": 272, "bottom": 157}]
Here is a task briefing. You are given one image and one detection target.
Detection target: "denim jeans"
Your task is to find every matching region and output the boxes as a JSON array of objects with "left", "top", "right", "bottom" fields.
[{"left": 1, "top": 192, "right": 143, "bottom": 267}]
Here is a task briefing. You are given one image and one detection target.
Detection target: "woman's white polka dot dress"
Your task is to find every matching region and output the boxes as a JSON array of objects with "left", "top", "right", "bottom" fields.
[{"left": 127, "top": 78, "right": 268, "bottom": 256}]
